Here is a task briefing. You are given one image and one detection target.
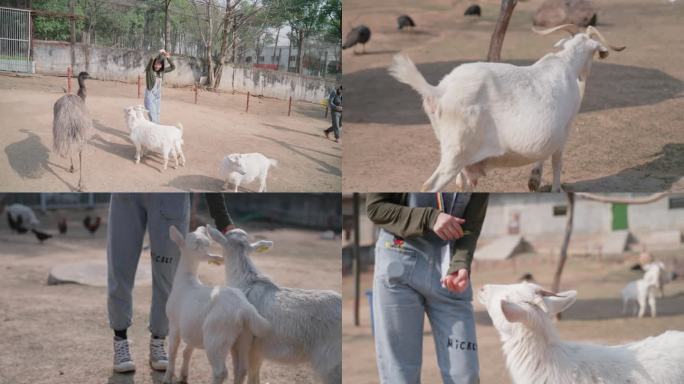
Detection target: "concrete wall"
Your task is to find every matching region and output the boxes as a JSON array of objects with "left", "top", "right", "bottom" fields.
[
  {"left": 480, "top": 193, "right": 684, "bottom": 238},
  {"left": 32, "top": 40, "right": 336, "bottom": 103}
]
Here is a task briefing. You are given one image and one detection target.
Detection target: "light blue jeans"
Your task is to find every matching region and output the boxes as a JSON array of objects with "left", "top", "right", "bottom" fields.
[
  {"left": 373, "top": 230, "right": 479, "bottom": 384},
  {"left": 144, "top": 81, "right": 162, "bottom": 123}
]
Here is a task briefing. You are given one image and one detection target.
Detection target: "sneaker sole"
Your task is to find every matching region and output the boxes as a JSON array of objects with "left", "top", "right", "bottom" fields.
[
  {"left": 149, "top": 361, "right": 168, "bottom": 371},
  {"left": 113, "top": 362, "right": 136, "bottom": 373}
]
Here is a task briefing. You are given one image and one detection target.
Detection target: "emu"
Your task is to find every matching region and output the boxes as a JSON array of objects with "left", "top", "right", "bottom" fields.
[{"left": 53, "top": 71, "right": 91, "bottom": 191}]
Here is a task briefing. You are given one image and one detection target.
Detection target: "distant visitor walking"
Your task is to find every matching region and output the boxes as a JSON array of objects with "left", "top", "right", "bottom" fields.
[{"left": 324, "top": 86, "right": 343, "bottom": 143}]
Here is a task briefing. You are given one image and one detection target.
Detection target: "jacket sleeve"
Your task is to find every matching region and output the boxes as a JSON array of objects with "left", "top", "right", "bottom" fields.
[
  {"left": 163, "top": 57, "right": 176, "bottom": 73},
  {"left": 205, "top": 194, "right": 233, "bottom": 232},
  {"left": 366, "top": 193, "right": 441, "bottom": 239},
  {"left": 447, "top": 193, "right": 489, "bottom": 275}
]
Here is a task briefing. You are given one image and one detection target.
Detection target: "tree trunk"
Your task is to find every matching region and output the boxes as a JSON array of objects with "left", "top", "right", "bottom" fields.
[
  {"left": 213, "top": 0, "right": 233, "bottom": 89},
  {"left": 551, "top": 192, "right": 575, "bottom": 320},
  {"left": 164, "top": 0, "right": 171, "bottom": 50},
  {"left": 487, "top": 0, "right": 518, "bottom": 62},
  {"left": 206, "top": 0, "right": 214, "bottom": 88},
  {"left": 297, "top": 30, "right": 305, "bottom": 74},
  {"left": 271, "top": 27, "right": 280, "bottom": 67}
]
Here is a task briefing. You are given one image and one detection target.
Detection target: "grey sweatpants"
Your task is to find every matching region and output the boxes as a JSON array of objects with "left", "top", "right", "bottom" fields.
[
  {"left": 373, "top": 231, "right": 479, "bottom": 384},
  {"left": 107, "top": 193, "right": 189, "bottom": 337}
]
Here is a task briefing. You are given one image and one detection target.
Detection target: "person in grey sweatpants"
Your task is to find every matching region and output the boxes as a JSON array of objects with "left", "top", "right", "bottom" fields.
[
  {"left": 367, "top": 193, "right": 489, "bottom": 384},
  {"left": 107, "top": 193, "right": 233, "bottom": 373}
]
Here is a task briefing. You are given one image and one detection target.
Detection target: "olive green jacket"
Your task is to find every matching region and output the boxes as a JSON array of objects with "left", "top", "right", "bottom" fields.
[
  {"left": 145, "top": 54, "right": 176, "bottom": 91},
  {"left": 366, "top": 193, "right": 489, "bottom": 275}
]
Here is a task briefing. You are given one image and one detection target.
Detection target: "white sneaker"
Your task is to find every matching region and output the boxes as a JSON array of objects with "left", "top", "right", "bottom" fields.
[
  {"left": 149, "top": 337, "right": 168, "bottom": 371},
  {"left": 113, "top": 337, "right": 136, "bottom": 373}
]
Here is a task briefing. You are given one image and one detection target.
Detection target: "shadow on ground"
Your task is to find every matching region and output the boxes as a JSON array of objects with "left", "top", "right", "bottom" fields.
[
  {"left": 564, "top": 143, "right": 684, "bottom": 192},
  {"left": 254, "top": 134, "right": 342, "bottom": 177},
  {"left": 344, "top": 60, "right": 684, "bottom": 125},
  {"left": 3, "top": 129, "right": 78, "bottom": 190},
  {"left": 166, "top": 174, "right": 225, "bottom": 191}
]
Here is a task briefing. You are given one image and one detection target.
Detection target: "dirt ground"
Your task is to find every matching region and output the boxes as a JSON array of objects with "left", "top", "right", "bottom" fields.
[
  {"left": 342, "top": 250, "right": 684, "bottom": 384},
  {"left": 0, "top": 208, "right": 341, "bottom": 384},
  {"left": 0, "top": 74, "right": 341, "bottom": 192},
  {"left": 341, "top": 0, "right": 684, "bottom": 192}
]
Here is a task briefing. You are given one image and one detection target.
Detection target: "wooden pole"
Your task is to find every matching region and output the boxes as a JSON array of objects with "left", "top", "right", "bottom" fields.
[
  {"left": 137, "top": 75, "right": 141, "bottom": 99},
  {"left": 69, "top": 0, "right": 75, "bottom": 69},
  {"left": 353, "top": 193, "right": 361, "bottom": 326},
  {"left": 67, "top": 66, "right": 72, "bottom": 94},
  {"left": 194, "top": 83, "right": 198, "bottom": 104},
  {"left": 288, "top": 96, "right": 292, "bottom": 116},
  {"left": 245, "top": 92, "right": 250, "bottom": 112}
]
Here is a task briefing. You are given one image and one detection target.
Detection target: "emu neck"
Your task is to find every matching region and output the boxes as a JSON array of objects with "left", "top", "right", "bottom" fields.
[
  {"left": 502, "top": 320, "right": 562, "bottom": 382},
  {"left": 77, "top": 77, "right": 87, "bottom": 101}
]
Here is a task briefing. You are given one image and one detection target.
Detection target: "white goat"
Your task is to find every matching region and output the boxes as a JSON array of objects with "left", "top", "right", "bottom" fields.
[
  {"left": 621, "top": 262, "right": 675, "bottom": 317},
  {"left": 388, "top": 25, "right": 625, "bottom": 192},
  {"left": 219, "top": 153, "right": 277, "bottom": 192},
  {"left": 164, "top": 225, "right": 270, "bottom": 384},
  {"left": 207, "top": 226, "right": 342, "bottom": 384},
  {"left": 123, "top": 105, "right": 186, "bottom": 170},
  {"left": 479, "top": 282, "right": 684, "bottom": 384}
]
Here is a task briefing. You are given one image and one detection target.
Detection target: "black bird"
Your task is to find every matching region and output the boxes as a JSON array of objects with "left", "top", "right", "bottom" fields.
[
  {"left": 32, "top": 229, "right": 53, "bottom": 244},
  {"left": 464, "top": 4, "right": 481, "bottom": 16},
  {"left": 342, "top": 25, "right": 371, "bottom": 54},
  {"left": 58, "top": 218, "right": 67, "bottom": 234},
  {"left": 83, "top": 215, "right": 101, "bottom": 235},
  {"left": 7, "top": 213, "right": 28, "bottom": 234},
  {"left": 397, "top": 15, "right": 416, "bottom": 30}
]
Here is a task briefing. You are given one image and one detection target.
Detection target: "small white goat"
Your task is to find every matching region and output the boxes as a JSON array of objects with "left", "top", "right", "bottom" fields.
[
  {"left": 164, "top": 225, "right": 270, "bottom": 384},
  {"left": 123, "top": 105, "right": 186, "bottom": 170},
  {"left": 389, "top": 25, "right": 625, "bottom": 192},
  {"left": 621, "top": 262, "right": 675, "bottom": 317},
  {"left": 219, "top": 153, "right": 277, "bottom": 192},
  {"left": 479, "top": 282, "right": 684, "bottom": 384},
  {"left": 207, "top": 226, "right": 342, "bottom": 384}
]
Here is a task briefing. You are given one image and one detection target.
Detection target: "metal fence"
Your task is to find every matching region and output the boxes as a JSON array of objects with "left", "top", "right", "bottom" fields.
[{"left": 0, "top": 6, "right": 31, "bottom": 72}]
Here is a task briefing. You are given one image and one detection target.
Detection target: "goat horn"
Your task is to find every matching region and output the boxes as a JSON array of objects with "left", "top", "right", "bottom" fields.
[
  {"left": 538, "top": 288, "right": 560, "bottom": 297},
  {"left": 586, "top": 26, "right": 626, "bottom": 51},
  {"left": 532, "top": 24, "right": 580, "bottom": 36},
  {"left": 531, "top": 296, "right": 550, "bottom": 313}
]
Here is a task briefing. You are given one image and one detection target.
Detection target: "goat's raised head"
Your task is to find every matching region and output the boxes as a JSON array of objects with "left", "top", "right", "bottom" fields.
[
  {"left": 534, "top": 24, "right": 625, "bottom": 59},
  {"left": 479, "top": 282, "right": 577, "bottom": 335},
  {"left": 170, "top": 225, "right": 223, "bottom": 265},
  {"left": 207, "top": 225, "right": 274, "bottom": 257}
]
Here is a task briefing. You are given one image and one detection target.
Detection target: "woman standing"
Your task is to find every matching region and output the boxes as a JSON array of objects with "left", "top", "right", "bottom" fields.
[
  {"left": 366, "top": 193, "right": 488, "bottom": 384},
  {"left": 144, "top": 49, "right": 175, "bottom": 123}
]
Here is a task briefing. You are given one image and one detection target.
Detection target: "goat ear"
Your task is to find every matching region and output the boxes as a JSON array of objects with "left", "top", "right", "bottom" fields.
[
  {"left": 169, "top": 226, "right": 185, "bottom": 248},
  {"left": 251, "top": 240, "right": 273, "bottom": 253},
  {"left": 542, "top": 290, "right": 577, "bottom": 314},
  {"left": 501, "top": 300, "right": 528, "bottom": 323},
  {"left": 206, "top": 224, "right": 227, "bottom": 245}
]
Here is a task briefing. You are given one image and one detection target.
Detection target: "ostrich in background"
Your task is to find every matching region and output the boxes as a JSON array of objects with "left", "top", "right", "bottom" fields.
[{"left": 53, "top": 71, "right": 91, "bottom": 191}]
